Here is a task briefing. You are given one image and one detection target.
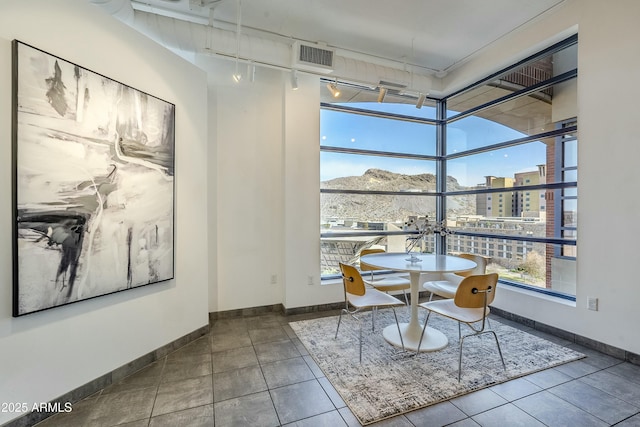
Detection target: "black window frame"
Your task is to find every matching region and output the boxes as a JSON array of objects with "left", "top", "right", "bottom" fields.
[{"left": 320, "top": 35, "right": 578, "bottom": 301}]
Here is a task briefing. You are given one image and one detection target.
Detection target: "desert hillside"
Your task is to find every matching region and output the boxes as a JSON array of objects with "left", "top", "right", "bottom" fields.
[{"left": 321, "top": 169, "right": 475, "bottom": 223}]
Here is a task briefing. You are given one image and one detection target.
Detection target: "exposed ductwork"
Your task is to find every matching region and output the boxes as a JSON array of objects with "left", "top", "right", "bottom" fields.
[
  {"left": 90, "top": 0, "right": 432, "bottom": 95},
  {"left": 90, "top": 0, "right": 135, "bottom": 24}
]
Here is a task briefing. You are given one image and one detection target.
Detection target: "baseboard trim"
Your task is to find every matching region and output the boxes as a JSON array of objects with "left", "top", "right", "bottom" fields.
[
  {"left": 2, "top": 325, "right": 209, "bottom": 427},
  {"left": 489, "top": 306, "right": 640, "bottom": 365},
  {"left": 207, "top": 291, "right": 433, "bottom": 319},
  {"left": 208, "top": 300, "right": 640, "bottom": 366},
  {"left": 209, "top": 303, "right": 284, "bottom": 322}
]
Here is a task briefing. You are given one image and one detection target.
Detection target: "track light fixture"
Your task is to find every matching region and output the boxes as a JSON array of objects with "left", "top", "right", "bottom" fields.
[
  {"left": 327, "top": 81, "right": 340, "bottom": 98},
  {"left": 416, "top": 93, "right": 426, "bottom": 109},
  {"left": 377, "top": 87, "right": 387, "bottom": 103},
  {"left": 291, "top": 69, "right": 298, "bottom": 90}
]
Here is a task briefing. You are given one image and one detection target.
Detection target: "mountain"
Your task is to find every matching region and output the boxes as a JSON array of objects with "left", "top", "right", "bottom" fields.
[{"left": 321, "top": 168, "right": 475, "bottom": 223}]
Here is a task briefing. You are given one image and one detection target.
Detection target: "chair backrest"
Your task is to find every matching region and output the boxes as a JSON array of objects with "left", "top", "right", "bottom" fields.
[
  {"left": 360, "top": 248, "right": 385, "bottom": 272},
  {"left": 454, "top": 273, "right": 499, "bottom": 309},
  {"left": 455, "top": 253, "right": 490, "bottom": 277},
  {"left": 339, "top": 263, "right": 366, "bottom": 296}
]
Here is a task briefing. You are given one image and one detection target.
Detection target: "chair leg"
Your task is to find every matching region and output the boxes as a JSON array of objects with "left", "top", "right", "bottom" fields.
[
  {"left": 416, "top": 311, "right": 432, "bottom": 353},
  {"left": 458, "top": 335, "right": 467, "bottom": 382},
  {"left": 457, "top": 330, "right": 506, "bottom": 381},
  {"left": 458, "top": 322, "right": 461, "bottom": 340},
  {"left": 371, "top": 307, "right": 376, "bottom": 332},
  {"left": 359, "top": 318, "right": 363, "bottom": 363},
  {"left": 335, "top": 309, "right": 345, "bottom": 339},
  {"left": 402, "top": 289, "right": 409, "bottom": 305},
  {"left": 391, "top": 307, "right": 405, "bottom": 352},
  {"left": 487, "top": 330, "right": 506, "bottom": 371}
]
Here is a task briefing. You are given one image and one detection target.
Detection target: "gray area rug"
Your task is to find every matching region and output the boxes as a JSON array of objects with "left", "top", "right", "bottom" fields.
[{"left": 290, "top": 308, "right": 584, "bottom": 425}]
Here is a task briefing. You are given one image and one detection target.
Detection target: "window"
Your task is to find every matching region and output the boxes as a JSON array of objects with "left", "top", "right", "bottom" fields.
[
  {"left": 320, "top": 35, "right": 577, "bottom": 299},
  {"left": 319, "top": 91, "right": 438, "bottom": 276}
]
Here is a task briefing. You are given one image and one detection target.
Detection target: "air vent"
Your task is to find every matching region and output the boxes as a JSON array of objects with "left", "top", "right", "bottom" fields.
[
  {"left": 299, "top": 44, "right": 333, "bottom": 67},
  {"left": 292, "top": 41, "right": 335, "bottom": 74}
]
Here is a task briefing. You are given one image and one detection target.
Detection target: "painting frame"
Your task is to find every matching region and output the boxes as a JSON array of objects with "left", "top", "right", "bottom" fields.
[{"left": 12, "top": 40, "right": 176, "bottom": 317}]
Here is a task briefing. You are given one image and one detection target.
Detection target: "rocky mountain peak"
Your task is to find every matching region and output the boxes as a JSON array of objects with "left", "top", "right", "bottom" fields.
[{"left": 321, "top": 169, "right": 473, "bottom": 223}]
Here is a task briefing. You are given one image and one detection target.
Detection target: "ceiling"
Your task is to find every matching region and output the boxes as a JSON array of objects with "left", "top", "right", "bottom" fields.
[{"left": 131, "top": 0, "right": 566, "bottom": 76}]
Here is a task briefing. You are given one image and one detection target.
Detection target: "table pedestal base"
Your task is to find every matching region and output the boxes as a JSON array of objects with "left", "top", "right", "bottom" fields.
[{"left": 383, "top": 322, "right": 448, "bottom": 352}]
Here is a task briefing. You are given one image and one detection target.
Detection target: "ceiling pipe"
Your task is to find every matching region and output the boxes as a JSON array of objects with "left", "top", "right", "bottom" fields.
[
  {"left": 89, "top": 0, "right": 135, "bottom": 24},
  {"left": 89, "top": 0, "right": 432, "bottom": 95}
]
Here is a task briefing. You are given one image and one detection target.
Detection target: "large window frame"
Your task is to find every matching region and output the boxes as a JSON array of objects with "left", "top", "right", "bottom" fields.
[{"left": 320, "top": 35, "right": 578, "bottom": 301}]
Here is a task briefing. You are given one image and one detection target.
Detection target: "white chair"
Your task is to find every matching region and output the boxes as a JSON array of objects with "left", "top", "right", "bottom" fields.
[
  {"left": 360, "top": 248, "right": 410, "bottom": 305},
  {"left": 336, "top": 263, "right": 405, "bottom": 362},
  {"left": 423, "top": 253, "right": 490, "bottom": 301},
  {"left": 418, "top": 273, "right": 505, "bottom": 381}
]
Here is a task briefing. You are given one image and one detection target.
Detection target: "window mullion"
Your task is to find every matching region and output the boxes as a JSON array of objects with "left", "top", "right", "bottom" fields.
[{"left": 436, "top": 99, "right": 446, "bottom": 254}]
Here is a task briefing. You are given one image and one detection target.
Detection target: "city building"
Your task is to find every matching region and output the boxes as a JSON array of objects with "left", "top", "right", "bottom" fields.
[
  {"left": 484, "top": 176, "right": 516, "bottom": 217},
  {"left": 514, "top": 166, "right": 547, "bottom": 218}
]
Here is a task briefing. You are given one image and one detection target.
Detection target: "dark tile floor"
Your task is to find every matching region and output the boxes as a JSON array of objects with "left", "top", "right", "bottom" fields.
[{"left": 34, "top": 306, "right": 640, "bottom": 427}]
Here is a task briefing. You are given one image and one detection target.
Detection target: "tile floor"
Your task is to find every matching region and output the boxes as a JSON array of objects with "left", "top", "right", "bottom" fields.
[{"left": 34, "top": 307, "right": 640, "bottom": 427}]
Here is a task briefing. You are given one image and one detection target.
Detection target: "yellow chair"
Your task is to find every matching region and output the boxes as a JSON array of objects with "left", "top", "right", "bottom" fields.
[
  {"left": 417, "top": 273, "right": 505, "bottom": 381},
  {"left": 336, "top": 263, "right": 405, "bottom": 362},
  {"left": 360, "top": 248, "right": 410, "bottom": 305},
  {"left": 423, "top": 253, "right": 490, "bottom": 301}
]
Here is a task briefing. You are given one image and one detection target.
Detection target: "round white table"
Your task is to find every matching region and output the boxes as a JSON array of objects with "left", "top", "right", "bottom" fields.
[{"left": 359, "top": 252, "right": 477, "bottom": 352}]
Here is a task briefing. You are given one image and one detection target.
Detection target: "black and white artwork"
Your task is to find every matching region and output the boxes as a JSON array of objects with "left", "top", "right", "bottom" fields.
[{"left": 12, "top": 40, "right": 175, "bottom": 316}]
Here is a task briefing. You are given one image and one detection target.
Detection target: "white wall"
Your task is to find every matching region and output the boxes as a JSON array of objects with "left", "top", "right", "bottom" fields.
[
  {"left": 202, "top": 56, "right": 344, "bottom": 311},
  {"left": 0, "top": 1, "right": 209, "bottom": 424},
  {"left": 283, "top": 71, "right": 341, "bottom": 308},
  {"left": 445, "top": 0, "right": 640, "bottom": 355},
  {"left": 202, "top": 0, "right": 640, "bottom": 357},
  {"left": 204, "top": 58, "right": 285, "bottom": 311}
]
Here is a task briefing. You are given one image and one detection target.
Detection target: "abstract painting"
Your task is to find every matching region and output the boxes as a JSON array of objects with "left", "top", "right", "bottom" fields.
[{"left": 12, "top": 40, "right": 175, "bottom": 316}]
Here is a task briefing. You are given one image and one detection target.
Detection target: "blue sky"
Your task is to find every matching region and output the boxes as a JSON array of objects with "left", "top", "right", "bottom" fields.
[{"left": 320, "top": 103, "right": 546, "bottom": 186}]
